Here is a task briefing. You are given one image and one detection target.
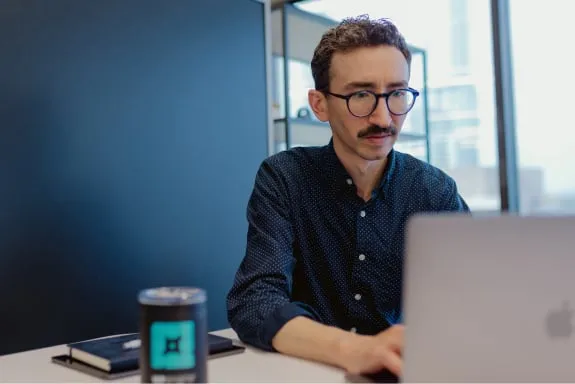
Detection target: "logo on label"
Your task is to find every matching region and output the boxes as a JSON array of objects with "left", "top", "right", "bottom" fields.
[{"left": 150, "top": 320, "right": 196, "bottom": 370}]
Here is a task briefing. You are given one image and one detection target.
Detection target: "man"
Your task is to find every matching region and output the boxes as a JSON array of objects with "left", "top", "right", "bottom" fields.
[{"left": 227, "top": 15, "right": 469, "bottom": 377}]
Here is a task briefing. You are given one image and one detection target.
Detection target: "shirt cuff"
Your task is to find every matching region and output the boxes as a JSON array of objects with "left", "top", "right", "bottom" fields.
[{"left": 259, "top": 301, "right": 319, "bottom": 351}]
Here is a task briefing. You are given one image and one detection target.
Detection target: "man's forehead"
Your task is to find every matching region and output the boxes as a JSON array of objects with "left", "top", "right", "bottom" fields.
[{"left": 329, "top": 45, "right": 409, "bottom": 89}]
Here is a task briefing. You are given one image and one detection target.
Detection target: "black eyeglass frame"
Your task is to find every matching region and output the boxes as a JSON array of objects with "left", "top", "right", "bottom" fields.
[{"left": 324, "top": 87, "right": 420, "bottom": 117}]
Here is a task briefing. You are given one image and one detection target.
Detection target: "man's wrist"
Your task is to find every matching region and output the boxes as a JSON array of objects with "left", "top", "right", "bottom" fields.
[{"left": 334, "top": 331, "right": 370, "bottom": 370}]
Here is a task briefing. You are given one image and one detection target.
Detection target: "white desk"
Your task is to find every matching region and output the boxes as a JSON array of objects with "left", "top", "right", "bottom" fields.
[{"left": 0, "top": 328, "right": 364, "bottom": 383}]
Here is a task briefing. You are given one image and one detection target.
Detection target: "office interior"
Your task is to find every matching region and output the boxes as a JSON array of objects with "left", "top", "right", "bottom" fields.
[{"left": 0, "top": 0, "right": 571, "bottom": 356}]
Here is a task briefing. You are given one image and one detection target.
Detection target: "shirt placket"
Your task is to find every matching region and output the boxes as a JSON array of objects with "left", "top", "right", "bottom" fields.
[{"left": 347, "top": 178, "right": 377, "bottom": 334}]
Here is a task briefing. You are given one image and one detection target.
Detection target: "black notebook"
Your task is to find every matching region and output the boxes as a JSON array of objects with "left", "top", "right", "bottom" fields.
[
  {"left": 67, "top": 333, "right": 140, "bottom": 373},
  {"left": 51, "top": 333, "right": 245, "bottom": 380}
]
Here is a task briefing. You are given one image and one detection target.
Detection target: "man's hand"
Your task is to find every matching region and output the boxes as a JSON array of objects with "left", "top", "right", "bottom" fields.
[{"left": 337, "top": 325, "right": 405, "bottom": 377}]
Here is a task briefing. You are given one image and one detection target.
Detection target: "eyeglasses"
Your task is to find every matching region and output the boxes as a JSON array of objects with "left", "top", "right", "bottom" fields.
[{"left": 325, "top": 88, "right": 420, "bottom": 117}]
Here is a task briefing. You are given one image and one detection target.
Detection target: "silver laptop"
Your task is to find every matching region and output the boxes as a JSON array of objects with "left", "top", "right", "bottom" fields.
[{"left": 402, "top": 214, "right": 575, "bottom": 382}]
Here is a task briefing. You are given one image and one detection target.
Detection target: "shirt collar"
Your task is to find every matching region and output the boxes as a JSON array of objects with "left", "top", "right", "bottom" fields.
[{"left": 322, "top": 138, "right": 397, "bottom": 194}]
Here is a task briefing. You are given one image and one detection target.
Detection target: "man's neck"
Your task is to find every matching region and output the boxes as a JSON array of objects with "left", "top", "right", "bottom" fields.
[{"left": 333, "top": 139, "right": 388, "bottom": 202}]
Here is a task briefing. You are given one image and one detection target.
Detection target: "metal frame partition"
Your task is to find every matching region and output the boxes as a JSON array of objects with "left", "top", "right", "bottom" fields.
[
  {"left": 279, "top": 4, "right": 338, "bottom": 150},
  {"left": 490, "top": 0, "right": 519, "bottom": 213},
  {"left": 409, "top": 45, "right": 431, "bottom": 163}
]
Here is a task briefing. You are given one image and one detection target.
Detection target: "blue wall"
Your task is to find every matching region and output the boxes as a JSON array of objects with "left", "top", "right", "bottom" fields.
[{"left": 0, "top": 0, "right": 268, "bottom": 355}]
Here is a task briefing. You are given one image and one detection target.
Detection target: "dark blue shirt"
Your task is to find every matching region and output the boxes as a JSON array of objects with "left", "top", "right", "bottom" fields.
[{"left": 226, "top": 140, "right": 469, "bottom": 351}]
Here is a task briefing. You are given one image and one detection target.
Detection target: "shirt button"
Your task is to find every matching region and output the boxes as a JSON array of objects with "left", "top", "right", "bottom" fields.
[
  {"left": 360, "top": 210, "right": 366, "bottom": 217},
  {"left": 358, "top": 254, "right": 366, "bottom": 261},
  {"left": 346, "top": 178, "right": 353, "bottom": 185},
  {"left": 354, "top": 293, "right": 361, "bottom": 301},
  {"left": 350, "top": 327, "right": 357, "bottom": 333}
]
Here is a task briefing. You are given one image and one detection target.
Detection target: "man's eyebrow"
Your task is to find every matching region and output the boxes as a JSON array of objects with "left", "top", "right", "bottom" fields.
[
  {"left": 387, "top": 81, "right": 408, "bottom": 88},
  {"left": 343, "top": 81, "right": 377, "bottom": 91},
  {"left": 343, "top": 80, "right": 408, "bottom": 91}
]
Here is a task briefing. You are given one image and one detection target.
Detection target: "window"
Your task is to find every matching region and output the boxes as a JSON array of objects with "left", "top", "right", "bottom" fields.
[
  {"left": 509, "top": 0, "right": 575, "bottom": 214},
  {"left": 428, "top": 85, "right": 477, "bottom": 113},
  {"left": 295, "top": 0, "right": 500, "bottom": 212},
  {"left": 449, "top": 0, "right": 470, "bottom": 74}
]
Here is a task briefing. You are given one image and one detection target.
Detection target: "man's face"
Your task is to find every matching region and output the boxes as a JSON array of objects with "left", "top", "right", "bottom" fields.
[{"left": 309, "top": 45, "right": 411, "bottom": 161}]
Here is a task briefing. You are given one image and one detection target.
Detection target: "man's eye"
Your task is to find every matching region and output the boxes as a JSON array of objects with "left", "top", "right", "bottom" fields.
[{"left": 355, "top": 91, "right": 371, "bottom": 98}]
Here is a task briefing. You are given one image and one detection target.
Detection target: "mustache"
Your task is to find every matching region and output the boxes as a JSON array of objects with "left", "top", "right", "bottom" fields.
[{"left": 357, "top": 125, "right": 397, "bottom": 138}]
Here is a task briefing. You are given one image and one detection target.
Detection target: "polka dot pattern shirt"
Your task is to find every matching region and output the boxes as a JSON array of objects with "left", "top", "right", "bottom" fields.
[{"left": 226, "top": 139, "right": 470, "bottom": 351}]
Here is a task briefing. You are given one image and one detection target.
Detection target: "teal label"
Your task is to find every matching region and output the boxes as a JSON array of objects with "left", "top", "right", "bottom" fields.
[{"left": 150, "top": 320, "right": 195, "bottom": 370}]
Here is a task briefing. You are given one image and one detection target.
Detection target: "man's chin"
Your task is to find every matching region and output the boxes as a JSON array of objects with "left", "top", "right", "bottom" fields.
[
  {"left": 358, "top": 147, "right": 391, "bottom": 161},
  {"left": 358, "top": 139, "right": 394, "bottom": 160}
]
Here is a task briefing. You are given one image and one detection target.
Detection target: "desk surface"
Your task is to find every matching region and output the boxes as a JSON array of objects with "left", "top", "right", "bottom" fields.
[{"left": 0, "top": 328, "right": 365, "bottom": 383}]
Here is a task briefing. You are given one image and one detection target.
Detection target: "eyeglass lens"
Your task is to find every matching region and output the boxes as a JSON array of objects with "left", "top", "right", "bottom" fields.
[{"left": 348, "top": 90, "right": 415, "bottom": 117}]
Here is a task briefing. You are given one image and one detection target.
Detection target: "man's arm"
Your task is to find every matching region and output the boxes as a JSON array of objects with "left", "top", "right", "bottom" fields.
[
  {"left": 271, "top": 316, "right": 359, "bottom": 368},
  {"left": 274, "top": 317, "right": 405, "bottom": 376},
  {"left": 226, "top": 158, "right": 340, "bottom": 354}
]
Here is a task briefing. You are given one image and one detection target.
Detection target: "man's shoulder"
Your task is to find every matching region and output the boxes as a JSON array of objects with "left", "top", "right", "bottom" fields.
[
  {"left": 394, "top": 150, "right": 456, "bottom": 187},
  {"left": 261, "top": 145, "right": 324, "bottom": 176},
  {"left": 394, "top": 151, "right": 469, "bottom": 211}
]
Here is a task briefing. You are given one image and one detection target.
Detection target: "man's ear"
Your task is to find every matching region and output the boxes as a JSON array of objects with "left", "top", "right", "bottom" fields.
[{"left": 308, "top": 89, "right": 329, "bottom": 122}]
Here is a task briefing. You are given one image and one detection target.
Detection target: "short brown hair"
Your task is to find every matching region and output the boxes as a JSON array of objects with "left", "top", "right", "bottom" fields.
[{"left": 311, "top": 15, "right": 412, "bottom": 91}]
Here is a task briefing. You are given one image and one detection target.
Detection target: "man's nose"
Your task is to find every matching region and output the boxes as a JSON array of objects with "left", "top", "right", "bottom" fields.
[{"left": 368, "top": 97, "right": 393, "bottom": 127}]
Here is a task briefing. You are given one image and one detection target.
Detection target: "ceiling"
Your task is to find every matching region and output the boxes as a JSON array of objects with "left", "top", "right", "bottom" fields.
[{"left": 271, "top": 0, "right": 304, "bottom": 9}]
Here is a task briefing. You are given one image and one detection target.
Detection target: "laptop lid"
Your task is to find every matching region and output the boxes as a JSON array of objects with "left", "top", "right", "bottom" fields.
[{"left": 402, "top": 214, "right": 575, "bottom": 382}]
